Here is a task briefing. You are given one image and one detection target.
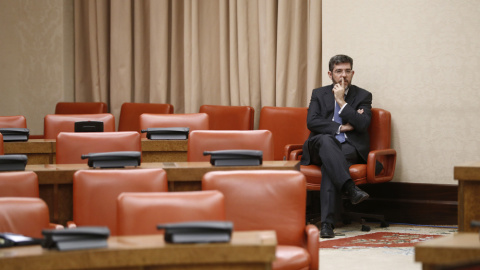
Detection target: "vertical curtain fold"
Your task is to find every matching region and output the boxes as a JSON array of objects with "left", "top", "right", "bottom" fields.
[{"left": 74, "top": 0, "right": 322, "bottom": 125}]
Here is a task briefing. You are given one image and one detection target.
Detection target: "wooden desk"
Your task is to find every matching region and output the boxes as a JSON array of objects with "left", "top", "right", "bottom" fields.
[
  {"left": 415, "top": 232, "right": 480, "bottom": 270},
  {"left": 3, "top": 139, "right": 188, "bottom": 164},
  {"left": 27, "top": 160, "right": 300, "bottom": 225},
  {"left": 0, "top": 231, "right": 277, "bottom": 270},
  {"left": 454, "top": 162, "right": 480, "bottom": 232}
]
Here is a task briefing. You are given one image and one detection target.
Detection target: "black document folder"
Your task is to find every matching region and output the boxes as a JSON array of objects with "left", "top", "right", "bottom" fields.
[
  {"left": 203, "top": 150, "right": 263, "bottom": 166},
  {"left": 0, "top": 128, "right": 29, "bottom": 142},
  {"left": 157, "top": 221, "right": 233, "bottom": 244},
  {"left": 81, "top": 151, "right": 141, "bottom": 168},
  {"left": 0, "top": 233, "right": 42, "bottom": 248},
  {"left": 0, "top": 154, "right": 28, "bottom": 171},
  {"left": 74, "top": 121, "right": 104, "bottom": 132},
  {"left": 42, "top": 226, "right": 110, "bottom": 251},
  {"left": 141, "top": 127, "right": 190, "bottom": 140}
]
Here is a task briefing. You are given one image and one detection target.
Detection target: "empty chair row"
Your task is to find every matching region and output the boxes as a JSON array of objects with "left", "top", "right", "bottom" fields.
[
  {"left": 55, "top": 129, "right": 274, "bottom": 164},
  {"left": 55, "top": 102, "right": 254, "bottom": 131},
  {"left": 1, "top": 103, "right": 290, "bottom": 135},
  {"left": 0, "top": 169, "right": 318, "bottom": 270},
  {"left": 2, "top": 106, "right": 310, "bottom": 161}
]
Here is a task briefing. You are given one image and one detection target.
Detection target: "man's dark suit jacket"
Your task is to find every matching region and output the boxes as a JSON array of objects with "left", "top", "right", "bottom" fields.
[{"left": 300, "top": 84, "right": 373, "bottom": 166}]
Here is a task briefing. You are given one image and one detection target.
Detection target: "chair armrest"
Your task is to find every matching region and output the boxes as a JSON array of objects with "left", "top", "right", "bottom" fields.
[
  {"left": 366, "top": 148, "right": 397, "bottom": 184},
  {"left": 284, "top": 144, "right": 303, "bottom": 160},
  {"left": 304, "top": 224, "right": 319, "bottom": 270},
  {"left": 49, "top": 223, "right": 65, "bottom": 230}
]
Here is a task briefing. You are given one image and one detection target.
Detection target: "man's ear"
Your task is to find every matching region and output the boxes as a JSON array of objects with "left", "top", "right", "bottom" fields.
[{"left": 328, "top": 71, "right": 333, "bottom": 80}]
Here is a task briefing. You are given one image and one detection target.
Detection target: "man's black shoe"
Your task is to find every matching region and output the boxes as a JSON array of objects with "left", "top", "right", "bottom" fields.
[
  {"left": 320, "top": 222, "right": 335, "bottom": 238},
  {"left": 345, "top": 185, "right": 369, "bottom": 205}
]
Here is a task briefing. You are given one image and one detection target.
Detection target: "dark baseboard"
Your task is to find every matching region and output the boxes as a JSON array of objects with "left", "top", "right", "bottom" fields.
[{"left": 307, "top": 182, "right": 458, "bottom": 226}]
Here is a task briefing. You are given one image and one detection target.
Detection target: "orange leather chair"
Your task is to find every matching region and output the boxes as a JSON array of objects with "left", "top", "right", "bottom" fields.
[
  {"left": 139, "top": 113, "right": 209, "bottom": 138},
  {"left": 0, "top": 134, "right": 3, "bottom": 154},
  {"left": 286, "top": 108, "right": 396, "bottom": 189},
  {"left": 0, "top": 171, "right": 39, "bottom": 197},
  {"left": 187, "top": 130, "right": 274, "bottom": 162},
  {"left": 55, "top": 102, "right": 108, "bottom": 114},
  {"left": 56, "top": 131, "right": 141, "bottom": 164},
  {"left": 286, "top": 108, "right": 396, "bottom": 227},
  {"left": 117, "top": 190, "right": 225, "bottom": 236},
  {"left": 202, "top": 170, "right": 319, "bottom": 270},
  {"left": 0, "top": 198, "right": 60, "bottom": 238},
  {"left": 44, "top": 113, "right": 115, "bottom": 139},
  {"left": 199, "top": 105, "right": 254, "bottom": 130},
  {"left": 259, "top": 106, "right": 310, "bottom": 161},
  {"left": 70, "top": 169, "right": 168, "bottom": 235},
  {"left": 0, "top": 115, "right": 27, "bottom": 128},
  {"left": 118, "top": 102, "right": 174, "bottom": 132}
]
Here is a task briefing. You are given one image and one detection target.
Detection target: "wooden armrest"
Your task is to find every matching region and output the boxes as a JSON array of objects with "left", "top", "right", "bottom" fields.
[
  {"left": 366, "top": 149, "right": 397, "bottom": 184},
  {"left": 304, "top": 224, "right": 319, "bottom": 270}
]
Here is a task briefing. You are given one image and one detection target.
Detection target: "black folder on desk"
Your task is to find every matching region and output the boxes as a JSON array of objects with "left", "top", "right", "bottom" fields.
[
  {"left": 203, "top": 150, "right": 263, "bottom": 166},
  {"left": 42, "top": 226, "right": 110, "bottom": 251},
  {"left": 74, "top": 121, "right": 104, "bottom": 132},
  {"left": 0, "top": 233, "right": 42, "bottom": 248},
  {"left": 0, "top": 128, "right": 29, "bottom": 142},
  {"left": 141, "top": 127, "right": 190, "bottom": 140},
  {"left": 81, "top": 151, "right": 141, "bottom": 168},
  {"left": 157, "top": 221, "right": 233, "bottom": 244},
  {"left": 0, "top": 154, "right": 28, "bottom": 171}
]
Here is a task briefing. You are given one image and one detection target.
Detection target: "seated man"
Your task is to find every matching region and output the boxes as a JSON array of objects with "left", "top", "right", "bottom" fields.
[{"left": 301, "top": 54, "right": 371, "bottom": 238}]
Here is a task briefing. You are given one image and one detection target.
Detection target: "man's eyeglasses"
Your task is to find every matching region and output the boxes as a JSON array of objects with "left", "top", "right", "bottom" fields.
[{"left": 333, "top": 69, "right": 353, "bottom": 75}]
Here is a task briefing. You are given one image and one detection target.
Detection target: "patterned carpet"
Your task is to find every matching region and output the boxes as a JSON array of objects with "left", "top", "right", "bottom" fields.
[{"left": 318, "top": 222, "right": 457, "bottom": 270}]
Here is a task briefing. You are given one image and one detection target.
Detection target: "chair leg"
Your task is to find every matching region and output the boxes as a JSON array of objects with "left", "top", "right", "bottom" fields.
[
  {"left": 342, "top": 211, "right": 389, "bottom": 229},
  {"left": 342, "top": 197, "right": 389, "bottom": 231}
]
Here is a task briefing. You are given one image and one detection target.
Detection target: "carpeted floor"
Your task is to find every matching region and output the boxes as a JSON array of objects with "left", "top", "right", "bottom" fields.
[{"left": 319, "top": 222, "right": 457, "bottom": 270}]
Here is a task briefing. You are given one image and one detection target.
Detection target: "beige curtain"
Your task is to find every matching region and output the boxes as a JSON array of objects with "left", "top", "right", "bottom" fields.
[{"left": 74, "top": 0, "right": 322, "bottom": 126}]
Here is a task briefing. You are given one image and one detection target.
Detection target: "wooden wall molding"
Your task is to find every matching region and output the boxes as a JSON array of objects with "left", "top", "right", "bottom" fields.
[{"left": 307, "top": 182, "right": 458, "bottom": 226}]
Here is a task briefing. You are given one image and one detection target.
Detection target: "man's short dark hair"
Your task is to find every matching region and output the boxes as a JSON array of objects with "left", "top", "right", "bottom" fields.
[{"left": 329, "top": 55, "right": 353, "bottom": 71}]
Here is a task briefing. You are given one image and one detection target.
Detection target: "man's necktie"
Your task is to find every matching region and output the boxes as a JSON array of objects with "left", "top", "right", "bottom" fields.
[{"left": 334, "top": 102, "right": 346, "bottom": 143}]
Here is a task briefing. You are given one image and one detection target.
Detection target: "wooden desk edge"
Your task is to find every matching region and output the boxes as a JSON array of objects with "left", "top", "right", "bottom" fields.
[
  {"left": 454, "top": 162, "right": 480, "bottom": 181},
  {"left": 415, "top": 233, "right": 480, "bottom": 265},
  {"left": 0, "top": 231, "right": 277, "bottom": 270}
]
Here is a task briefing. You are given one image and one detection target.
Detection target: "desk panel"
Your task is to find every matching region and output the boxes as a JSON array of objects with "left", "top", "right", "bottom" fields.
[
  {"left": 454, "top": 162, "right": 480, "bottom": 232},
  {"left": 415, "top": 232, "right": 480, "bottom": 270},
  {"left": 27, "top": 161, "right": 300, "bottom": 225},
  {"left": 0, "top": 231, "right": 277, "bottom": 270},
  {"left": 3, "top": 139, "right": 188, "bottom": 164}
]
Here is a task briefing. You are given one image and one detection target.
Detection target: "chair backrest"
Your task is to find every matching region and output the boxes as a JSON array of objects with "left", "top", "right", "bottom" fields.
[
  {"left": 117, "top": 190, "right": 225, "bottom": 236},
  {"left": 258, "top": 106, "right": 310, "bottom": 160},
  {"left": 187, "top": 130, "right": 274, "bottom": 162},
  {"left": 0, "top": 134, "right": 3, "bottom": 154},
  {"left": 0, "top": 171, "right": 39, "bottom": 197},
  {"left": 44, "top": 113, "right": 115, "bottom": 139},
  {"left": 202, "top": 170, "right": 306, "bottom": 246},
  {"left": 56, "top": 131, "right": 141, "bottom": 164},
  {"left": 118, "top": 103, "right": 174, "bottom": 132},
  {"left": 369, "top": 108, "right": 392, "bottom": 151},
  {"left": 55, "top": 102, "right": 108, "bottom": 114},
  {"left": 0, "top": 115, "right": 27, "bottom": 128},
  {"left": 0, "top": 197, "right": 51, "bottom": 238},
  {"left": 199, "top": 105, "right": 254, "bottom": 130},
  {"left": 139, "top": 113, "right": 209, "bottom": 138},
  {"left": 72, "top": 169, "right": 168, "bottom": 236}
]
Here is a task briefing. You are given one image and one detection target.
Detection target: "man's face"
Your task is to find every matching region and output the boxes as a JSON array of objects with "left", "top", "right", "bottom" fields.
[{"left": 328, "top": 63, "right": 354, "bottom": 88}]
